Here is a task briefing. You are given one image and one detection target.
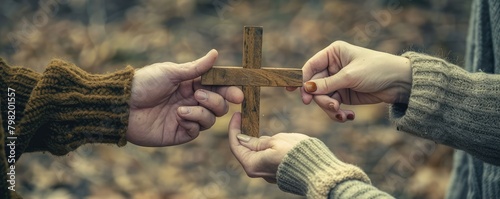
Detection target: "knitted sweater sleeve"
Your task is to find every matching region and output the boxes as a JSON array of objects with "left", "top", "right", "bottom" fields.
[
  {"left": 277, "top": 138, "right": 394, "bottom": 199},
  {"left": 276, "top": 51, "right": 500, "bottom": 198},
  {"left": 391, "top": 52, "right": 500, "bottom": 166},
  {"left": 1, "top": 58, "right": 134, "bottom": 199},
  {"left": 0, "top": 58, "right": 134, "bottom": 158}
]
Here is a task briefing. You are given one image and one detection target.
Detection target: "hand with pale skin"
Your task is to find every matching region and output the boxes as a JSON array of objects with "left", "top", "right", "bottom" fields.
[
  {"left": 287, "top": 41, "right": 413, "bottom": 122},
  {"left": 127, "top": 50, "right": 244, "bottom": 147},
  {"left": 227, "top": 41, "right": 414, "bottom": 187},
  {"left": 228, "top": 112, "right": 310, "bottom": 183}
]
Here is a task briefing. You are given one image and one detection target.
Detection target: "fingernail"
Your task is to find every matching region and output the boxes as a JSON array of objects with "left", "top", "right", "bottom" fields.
[
  {"left": 195, "top": 90, "right": 208, "bottom": 101},
  {"left": 347, "top": 114, "right": 355, "bottom": 120},
  {"left": 335, "top": 114, "right": 343, "bottom": 120},
  {"left": 236, "top": 134, "right": 251, "bottom": 142},
  {"left": 179, "top": 107, "right": 191, "bottom": 114},
  {"left": 328, "top": 103, "right": 336, "bottom": 110},
  {"left": 304, "top": 82, "right": 317, "bottom": 93}
]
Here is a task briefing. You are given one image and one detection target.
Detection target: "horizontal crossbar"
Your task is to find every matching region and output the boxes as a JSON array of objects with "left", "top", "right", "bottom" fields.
[{"left": 201, "top": 66, "right": 303, "bottom": 87}]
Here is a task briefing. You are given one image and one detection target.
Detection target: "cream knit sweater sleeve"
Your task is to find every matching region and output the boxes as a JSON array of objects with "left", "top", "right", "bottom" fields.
[
  {"left": 276, "top": 52, "right": 500, "bottom": 198},
  {"left": 276, "top": 138, "right": 393, "bottom": 199}
]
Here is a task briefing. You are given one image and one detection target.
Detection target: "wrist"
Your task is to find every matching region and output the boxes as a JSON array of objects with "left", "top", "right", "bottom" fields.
[
  {"left": 394, "top": 56, "right": 412, "bottom": 104},
  {"left": 276, "top": 138, "right": 370, "bottom": 198}
]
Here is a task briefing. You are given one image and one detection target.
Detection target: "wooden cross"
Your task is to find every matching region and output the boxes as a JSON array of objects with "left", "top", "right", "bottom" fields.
[{"left": 202, "top": 26, "right": 302, "bottom": 137}]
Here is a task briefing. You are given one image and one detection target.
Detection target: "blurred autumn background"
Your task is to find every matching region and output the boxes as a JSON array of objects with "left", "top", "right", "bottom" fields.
[{"left": 1, "top": 0, "right": 470, "bottom": 198}]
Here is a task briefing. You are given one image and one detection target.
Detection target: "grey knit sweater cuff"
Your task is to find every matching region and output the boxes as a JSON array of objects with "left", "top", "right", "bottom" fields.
[
  {"left": 276, "top": 138, "right": 371, "bottom": 198},
  {"left": 390, "top": 51, "right": 433, "bottom": 121},
  {"left": 390, "top": 51, "right": 456, "bottom": 136},
  {"left": 390, "top": 52, "right": 500, "bottom": 165}
]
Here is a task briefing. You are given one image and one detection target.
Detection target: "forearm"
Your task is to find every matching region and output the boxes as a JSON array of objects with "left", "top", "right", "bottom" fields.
[
  {"left": 1, "top": 58, "right": 134, "bottom": 158},
  {"left": 277, "top": 138, "right": 393, "bottom": 198},
  {"left": 391, "top": 52, "right": 500, "bottom": 165},
  {"left": 23, "top": 59, "right": 135, "bottom": 155}
]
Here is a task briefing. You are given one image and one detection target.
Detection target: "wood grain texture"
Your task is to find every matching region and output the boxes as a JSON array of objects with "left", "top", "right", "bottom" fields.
[
  {"left": 242, "top": 26, "right": 262, "bottom": 137},
  {"left": 242, "top": 27, "right": 262, "bottom": 69},
  {"left": 241, "top": 86, "right": 260, "bottom": 137},
  {"left": 201, "top": 67, "right": 303, "bottom": 86}
]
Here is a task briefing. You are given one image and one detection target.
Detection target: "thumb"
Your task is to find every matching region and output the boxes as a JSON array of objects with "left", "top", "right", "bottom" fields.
[
  {"left": 303, "top": 70, "right": 350, "bottom": 94},
  {"left": 236, "top": 134, "right": 272, "bottom": 151},
  {"left": 171, "top": 49, "right": 218, "bottom": 83},
  {"left": 228, "top": 113, "right": 272, "bottom": 152},
  {"left": 229, "top": 112, "right": 255, "bottom": 162}
]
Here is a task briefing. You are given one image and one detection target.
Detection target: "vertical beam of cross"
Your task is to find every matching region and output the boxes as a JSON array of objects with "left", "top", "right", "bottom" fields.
[
  {"left": 241, "top": 26, "right": 262, "bottom": 137},
  {"left": 201, "top": 26, "right": 302, "bottom": 137}
]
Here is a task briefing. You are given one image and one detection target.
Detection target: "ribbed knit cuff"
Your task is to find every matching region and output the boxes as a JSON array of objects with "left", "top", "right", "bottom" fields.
[
  {"left": 331, "top": 180, "right": 395, "bottom": 198},
  {"left": 390, "top": 52, "right": 453, "bottom": 137},
  {"left": 277, "top": 138, "right": 371, "bottom": 198},
  {"left": 0, "top": 58, "right": 42, "bottom": 117},
  {"left": 19, "top": 59, "right": 134, "bottom": 155},
  {"left": 389, "top": 52, "right": 500, "bottom": 165}
]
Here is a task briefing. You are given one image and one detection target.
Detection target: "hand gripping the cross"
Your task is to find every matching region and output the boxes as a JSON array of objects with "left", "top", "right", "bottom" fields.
[
  {"left": 127, "top": 50, "right": 244, "bottom": 147},
  {"left": 288, "top": 41, "right": 412, "bottom": 122}
]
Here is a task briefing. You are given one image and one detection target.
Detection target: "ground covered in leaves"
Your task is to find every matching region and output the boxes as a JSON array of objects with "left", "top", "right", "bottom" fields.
[{"left": 1, "top": 0, "right": 471, "bottom": 198}]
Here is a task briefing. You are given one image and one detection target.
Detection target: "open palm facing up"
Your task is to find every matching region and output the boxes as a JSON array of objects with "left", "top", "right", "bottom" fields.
[{"left": 127, "top": 50, "right": 243, "bottom": 146}]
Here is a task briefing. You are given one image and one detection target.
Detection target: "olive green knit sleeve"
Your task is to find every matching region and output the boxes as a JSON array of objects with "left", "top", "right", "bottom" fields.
[
  {"left": 276, "top": 138, "right": 393, "bottom": 199},
  {"left": 1, "top": 58, "right": 134, "bottom": 159},
  {"left": 1, "top": 58, "right": 43, "bottom": 199},
  {"left": 0, "top": 58, "right": 42, "bottom": 122},
  {"left": 390, "top": 52, "right": 500, "bottom": 166}
]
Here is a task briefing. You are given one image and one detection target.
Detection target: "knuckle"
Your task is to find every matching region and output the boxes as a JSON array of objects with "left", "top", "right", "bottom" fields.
[
  {"left": 209, "top": 94, "right": 226, "bottom": 116},
  {"left": 267, "top": 139, "right": 278, "bottom": 146},
  {"left": 331, "top": 40, "right": 349, "bottom": 48},
  {"left": 306, "top": 58, "right": 323, "bottom": 72},
  {"left": 209, "top": 115, "right": 216, "bottom": 126},
  {"left": 328, "top": 114, "right": 338, "bottom": 121},
  {"left": 255, "top": 141, "right": 263, "bottom": 150},
  {"left": 218, "top": 101, "right": 229, "bottom": 116},
  {"left": 214, "top": 95, "right": 224, "bottom": 107},
  {"left": 340, "top": 69, "right": 354, "bottom": 82}
]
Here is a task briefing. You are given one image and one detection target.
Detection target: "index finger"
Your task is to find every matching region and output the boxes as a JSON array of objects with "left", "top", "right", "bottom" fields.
[
  {"left": 302, "top": 47, "right": 331, "bottom": 83},
  {"left": 214, "top": 86, "right": 244, "bottom": 104},
  {"left": 301, "top": 47, "right": 334, "bottom": 104},
  {"left": 300, "top": 70, "right": 328, "bottom": 104},
  {"left": 193, "top": 78, "right": 244, "bottom": 104}
]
